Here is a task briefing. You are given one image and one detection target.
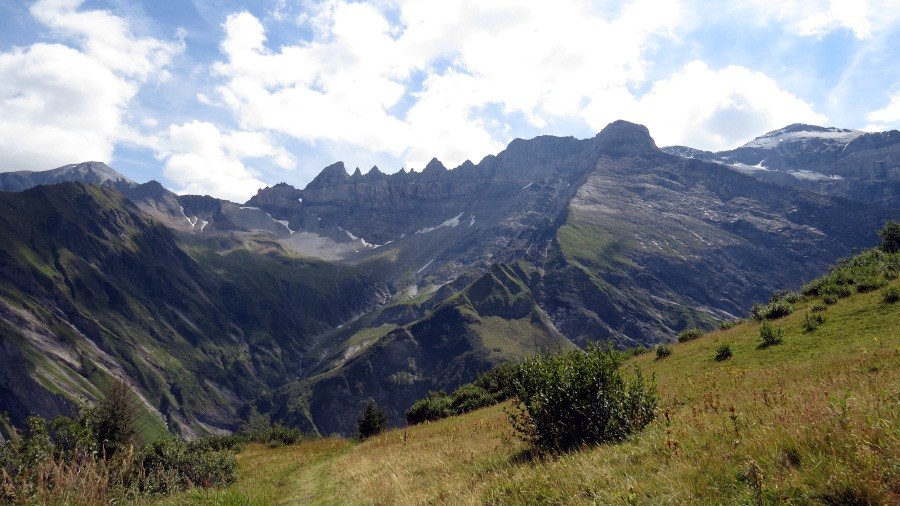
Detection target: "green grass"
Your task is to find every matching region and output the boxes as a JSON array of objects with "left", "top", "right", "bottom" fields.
[
  {"left": 556, "top": 221, "right": 635, "bottom": 274},
  {"left": 156, "top": 275, "right": 899, "bottom": 504}
]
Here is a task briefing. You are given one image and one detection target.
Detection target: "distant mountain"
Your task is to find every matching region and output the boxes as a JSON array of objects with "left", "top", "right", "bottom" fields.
[
  {"left": 663, "top": 123, "right": 900, "bottom": 207},
  {"left": 0, "top": 161, "right": 136, "bottom": 192}
]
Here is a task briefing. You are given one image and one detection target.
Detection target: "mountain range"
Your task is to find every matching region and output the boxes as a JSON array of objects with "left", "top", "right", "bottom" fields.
[{"left": 0, "top": 120, "right": 897, "bottom": 435}]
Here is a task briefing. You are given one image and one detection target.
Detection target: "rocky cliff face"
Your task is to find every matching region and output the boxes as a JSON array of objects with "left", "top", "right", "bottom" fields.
[{"left": 664, "top": 124, "right": 900, "bottom": 207}]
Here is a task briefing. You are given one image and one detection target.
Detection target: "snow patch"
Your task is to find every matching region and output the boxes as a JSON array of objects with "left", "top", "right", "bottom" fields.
[
  {"left": 522, "top": 182, "right": 533, "bottom": 190},
  {"left": 179, "top": 206, "right": 198, "bottom": 228},
  {"left": 276, "top": 220, "right": 294, "bottom": 234},
  {"left": 788, "top": 170, "right": 844, "bottom": 181},
  {"left": 340, "top": 227, "right": 375, "bottom": 247},
  {"left": 468, "top": 215, "right": 476, "bottom": 227},
  {"left": 239, "top": 206, "right": 260, "bottom": 210},
  {"left": 741, "top": 128, "right": 863, "bottom": 149},
  {"left": 415, "top": 213, "right": 465, "bottom": 234},
  {"left": 417, "top": 259, "right": 434, "bottom": 274},
  {"left": 199, "top": 220, "right": 209, "bottom": 232}
]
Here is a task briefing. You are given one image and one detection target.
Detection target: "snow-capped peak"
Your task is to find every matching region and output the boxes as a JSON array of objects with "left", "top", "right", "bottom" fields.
[{"left": 740, "top": 124, "right": 863, "bottom": 150}]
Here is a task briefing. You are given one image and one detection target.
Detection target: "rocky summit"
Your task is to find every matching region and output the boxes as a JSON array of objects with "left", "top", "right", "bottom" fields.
[{"left": 0, "top": 120, "right": 898, "bottom": 436}]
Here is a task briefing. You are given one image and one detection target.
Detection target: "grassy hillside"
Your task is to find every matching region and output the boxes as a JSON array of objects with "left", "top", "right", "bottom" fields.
[{"left": 159, "top": 255, "right": 899, "bottom": 504}]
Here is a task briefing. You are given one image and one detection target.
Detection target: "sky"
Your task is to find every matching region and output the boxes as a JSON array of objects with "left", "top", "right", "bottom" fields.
[{"left": 1, "top": 0, "right": 900, "bottom": 202}]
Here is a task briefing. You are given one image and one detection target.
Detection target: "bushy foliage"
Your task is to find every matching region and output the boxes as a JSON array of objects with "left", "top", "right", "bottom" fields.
[
  {"left": 759, "top": 321, "right": 784, "bottom": 348},
  {"left": 719, "top": 319, "right": 741, "bottom": 330},
  {"left": 655, "top": 344, "right": 672, "bottom": 359},
  {"left": 137, "top": 438, "right": 237, "bottom": 495},
  {"left": 878, "top": 220, "right": 900, "bottom": 253},
  {"left": 406, "top": 392, "right": 454, "bottom": 425},
  {"left": 677, "top": 328, "right": 704, "bottom": 342},
  {"left": 883, "top": 286, "right": 900, "bottom": 304},
  {"left": 625, "top": 345, "right": 649, "bottom": 357},
  {"left": 0, "top": 382, "right": 237, "bottom": 503},
  {"left": 715, "top": 344, "right": 733, "bottom": 361},
  {"left": 751, "top": 300, "right": 793, "bottom": 320},
  {"left": 357, "top": 401, "right": 387, "bottom": 439},
  {"left": 508, "top": 345, "right": 657, "bottom": 452},
  {"left": 803, "top": 313, "right": 825, "bottom": 333},
  {"left": 802, "top": 249, "right": 900, "bottom": 302},
  {"left": 407, "top": 362, "right": 521, "bottom": 426}
]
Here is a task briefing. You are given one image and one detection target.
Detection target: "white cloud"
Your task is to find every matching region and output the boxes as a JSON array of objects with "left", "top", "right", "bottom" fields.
[
  {"left": 728, "top": 0, "right": 900, "bottom": 40},
  {"left": 592, "top": 61, "right": 827, "bottom": 150},
  {"left": 0, "top": 0, "right": 181, "bottom": 171},
  {"left": 157, "top": 121, "right": 288, "bottom": 202},
  {"left": 865, "top": 94, "right": 900, "bottom": 130},
  {"left": 211, "top": 1, "right": 683, "bottom": 170}
]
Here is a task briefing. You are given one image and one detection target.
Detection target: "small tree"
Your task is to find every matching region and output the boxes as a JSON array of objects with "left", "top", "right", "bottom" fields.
[
  {"left": 879, "top": 220, "right": 900, "bottom": 253},
  {"left": 92, "top": 378, "right": 142, "bottom": 458},
  {"left": 356, "top": 401, "right": 387, "bottom": 439}
]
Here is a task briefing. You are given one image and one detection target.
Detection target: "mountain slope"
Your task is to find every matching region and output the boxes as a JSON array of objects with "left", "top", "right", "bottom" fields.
[
  {"left": 161, "top": 248, "right": 900, "bottom": 505},
  {"left": 0, "top": 183, "right": 387, "bottom": 436},
  {"left": 268, "top": 263, "right": 574, "bottom": 434}
]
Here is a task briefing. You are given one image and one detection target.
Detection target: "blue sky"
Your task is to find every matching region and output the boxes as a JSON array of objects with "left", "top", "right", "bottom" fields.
[{"left": 1, "top": 0, "right": 899, "bottom": 201}]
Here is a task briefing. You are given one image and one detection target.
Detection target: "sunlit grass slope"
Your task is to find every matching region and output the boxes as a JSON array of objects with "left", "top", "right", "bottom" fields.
[{"left": 160, "top": 276, "right": 899, "bottom": 505}]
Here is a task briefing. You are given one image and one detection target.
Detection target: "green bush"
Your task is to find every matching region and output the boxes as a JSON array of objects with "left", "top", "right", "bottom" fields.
[
  {"left": 677, "top": 328, "right": 704, "bottom": 342},
  {"left": 655, "top": 344, "right": 672, "bottom": 359},
  {"left": 715, "top": 344, "right": 733, "bottom": 361},
  {"left": 803, "top": 313, "right": 825, "bottom": 333},
  {"left": 883, "top": 286, "right": 900, "bottom": 304},
  {"left": 752, "top": 300, "right": 793, "bottom": 320},
  {"left": 626, "top": 346, "right": 649, "bottom": 357},
  {"left": 719, "top": 319, "right": 741, "bottom": 330},
  {"left": 878, "top": 220, "right": 900, "bottom": 253},
  {"left": 759, "top": 321, "right": 784, "bottom": 348},
  {"left": 449, "top": 384, "right": 495, "bottom": 414},
  {"left": 810, "top": 303, "right": 827, "bottom": 312},
  {"left": 406, "top": 392, "right": 453, "bottom": 425},
  {"left": 356, "top": 401, "right": 387, "bottom": 439},
  {"left": 138, "top": 438, "right": 237, "bottom": 494},
  {"left": 508, "top": 345, "right": 657, "bottom": 452}
]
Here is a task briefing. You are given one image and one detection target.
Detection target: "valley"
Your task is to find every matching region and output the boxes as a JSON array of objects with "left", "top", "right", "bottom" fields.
[{"left": 0, "top": 120, "right": 897, "bottom": 438}]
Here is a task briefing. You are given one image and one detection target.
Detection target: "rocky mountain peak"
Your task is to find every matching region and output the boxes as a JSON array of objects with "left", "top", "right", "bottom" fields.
[
  {"left": 594, "top": 120, "right": 658, "bottom": 156},
  {"left": 306, "top": 162, "right": 349, "bottom": 190},
  {"left": 422, "top": 158, "right": 448, "bottom": 174}
]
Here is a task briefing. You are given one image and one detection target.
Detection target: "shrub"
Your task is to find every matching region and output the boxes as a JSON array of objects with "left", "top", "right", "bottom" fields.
[
  {"left": 823, "top": 295, "right": 838, "bottom": 305},
  {"left": 508, "top": 345, "right": 657, "bottom": 452},
  {"left": 655, "top": 344, "right": 672, "bottom": 359},
  {"left": 677, "top": 328, "right": 704, "bottom": 342},
  {"left": 878, "top": 220, "right": 900, "bottom": 253},
  {"left": 138, "top": 438, "right": 237, "bottom": 495},
  {"left": 449, "top": 384, "right": 495, "bottom": 414},
  {"left": 406, "top": 392, "right": 453, "bottom": 425},
  {"left": 856, "top": 277, "right": 887, "bottom": 293},
  {"left": 719, "top": 319, "right": 741, "bottom": 330},
  {"left": 759, "top": 321, "right": 784, "bottom": 348},
  {"left": 883, "top": 286, "right": 900, "bottom": 303},
  {"left": 803, "top": 313, "right": 825, "bottom": 333},
  {"left": 472, "top": 362, "right": 519, "bottom": 400},
  {"left": 356, "top": 401, "right": 387, "bottom": 439},
  {"left": 715, "top": 344, "right": 733, "bottom": 361},
  {"left": 810, "top": 303, "right": 827, "bottom": 312},
  {"left": 626, "top": 345, "right": 649, "bottom": 357},
  {"left": 751, "top": 300, "right": 793, "bottom": 320}
]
